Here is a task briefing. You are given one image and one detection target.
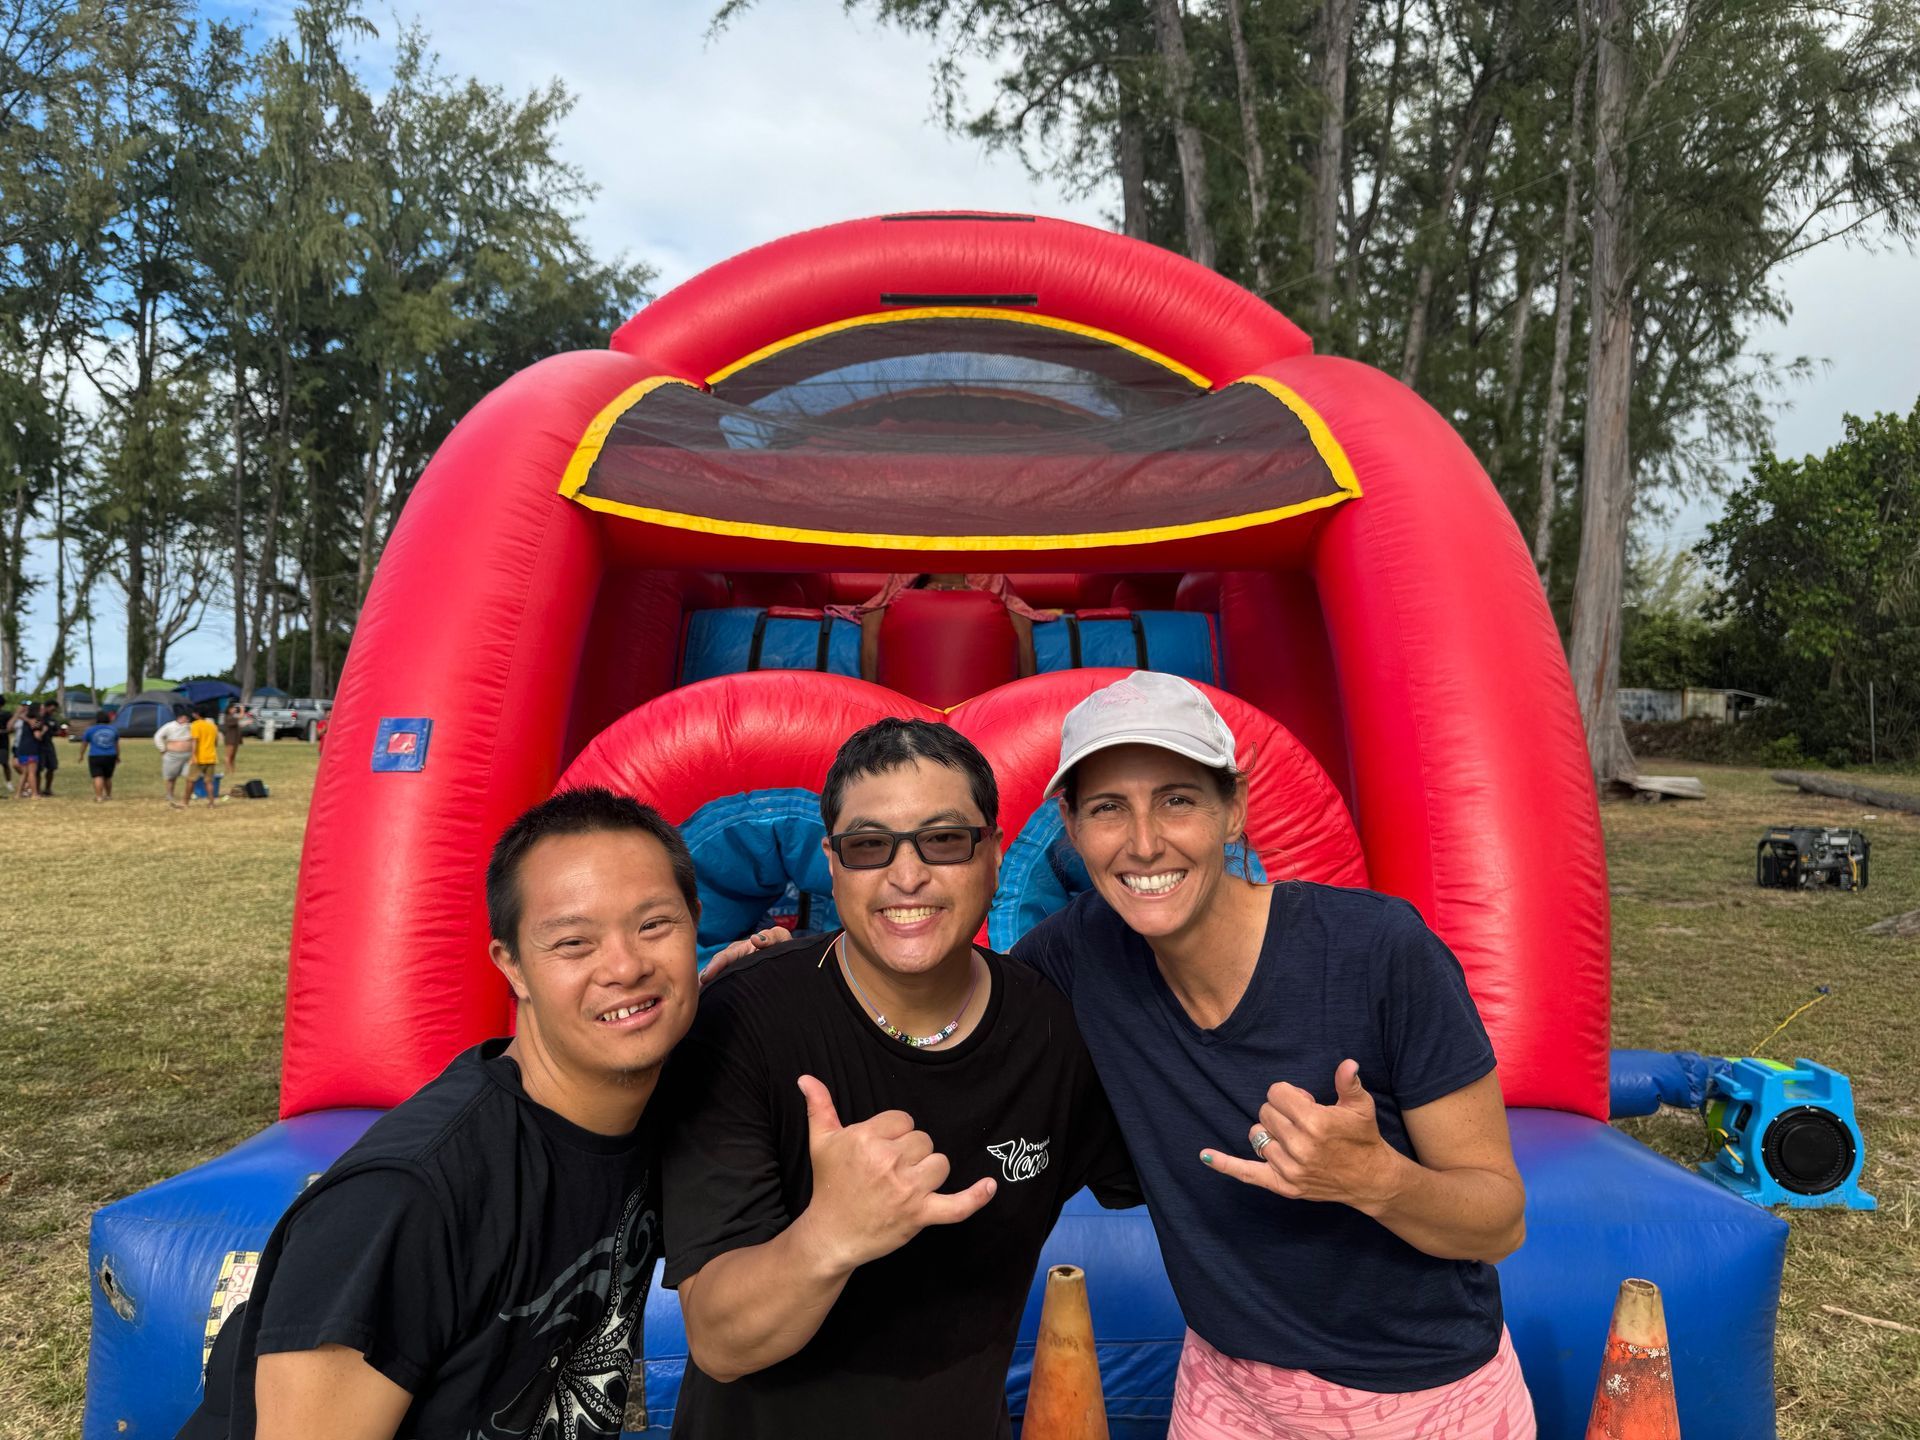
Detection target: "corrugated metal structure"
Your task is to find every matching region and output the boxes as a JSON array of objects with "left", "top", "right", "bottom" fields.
[{"left": 1619, "top": 687, "right": 1769, "bottom": 724}]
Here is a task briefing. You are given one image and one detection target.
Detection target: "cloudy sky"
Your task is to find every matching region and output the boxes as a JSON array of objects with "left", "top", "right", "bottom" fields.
[{"left": 27, "top": 0, "right": 1920, "bottom": 685}]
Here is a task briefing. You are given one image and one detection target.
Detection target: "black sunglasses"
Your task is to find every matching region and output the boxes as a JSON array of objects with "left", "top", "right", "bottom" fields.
[{"left": 827, "top": 825, "right": 989, "bottom": 870}]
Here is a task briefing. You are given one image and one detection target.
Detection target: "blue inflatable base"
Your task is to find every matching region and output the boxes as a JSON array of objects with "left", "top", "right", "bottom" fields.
[{"left": 86, "top": 1108, "right": 1784, "bottom": 1439}]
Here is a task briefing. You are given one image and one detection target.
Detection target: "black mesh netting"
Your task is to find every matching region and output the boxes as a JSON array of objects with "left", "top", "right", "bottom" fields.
[
  {"left": 709, "top": 316, "right": 1202, "bottom": 420},
  {"left": 575, "top": 378, "right": 1345, "bottom": 540}
]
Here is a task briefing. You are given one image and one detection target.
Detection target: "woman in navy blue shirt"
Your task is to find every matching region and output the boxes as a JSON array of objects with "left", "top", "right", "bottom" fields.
[{"left": 1019, "top": 671, "right": 1533, "bottom": 1438}]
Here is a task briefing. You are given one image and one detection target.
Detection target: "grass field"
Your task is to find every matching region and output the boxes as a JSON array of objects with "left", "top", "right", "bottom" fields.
[{"left": 1, "top": 750, "right": 1918, "bottom": 1436}]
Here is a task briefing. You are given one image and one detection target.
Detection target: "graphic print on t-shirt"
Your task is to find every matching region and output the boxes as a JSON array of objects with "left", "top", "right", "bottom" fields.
[
  {"left": 986, "top": 1136, "right": 1051, "bottom": 1183},
  {"left": 483, "top": 1181, "right": 656, "bottom": 1440}
]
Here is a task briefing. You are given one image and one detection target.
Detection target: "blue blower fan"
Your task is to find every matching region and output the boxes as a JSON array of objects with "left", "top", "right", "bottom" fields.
[{"left": 1699, "top": 1058, "right": 1876, "bottom": 1210}]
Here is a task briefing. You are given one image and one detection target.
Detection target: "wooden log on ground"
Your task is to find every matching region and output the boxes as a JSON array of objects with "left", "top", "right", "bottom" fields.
[
  {"left": 1605, "top": 774, "right": 1706, "bottom": 801},
  {"left": 1864, "top": 908, "right": 1920, "bottom": 938},
  {"left": 1770, "top": 770, "right": 1920, "bottom": 816}
]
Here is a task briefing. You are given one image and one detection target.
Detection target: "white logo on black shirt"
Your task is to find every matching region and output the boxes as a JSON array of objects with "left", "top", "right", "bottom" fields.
[
  {"left": 987, "top": 1137, "right": 1051, "bottom": 1183},
  {"left": 485, "top": 1181, "right": 656, "bottom": 1439}
]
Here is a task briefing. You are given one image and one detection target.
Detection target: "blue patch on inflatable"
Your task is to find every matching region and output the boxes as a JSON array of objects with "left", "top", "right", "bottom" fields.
[
  {"left": 680, "top": 788, "right": 839, "bottom": 965},
  {"left": 680, "top": 609, "right": 860, "bottom": 685},
  {"left": 370, "top": 716, "right": 431, "bottom": 772},
  {"left": 988, "top": 803, "right": 1265, "bottom": 951},
  {"left": 1030, "top": 611, "right": 1219, "bottom": 686}
]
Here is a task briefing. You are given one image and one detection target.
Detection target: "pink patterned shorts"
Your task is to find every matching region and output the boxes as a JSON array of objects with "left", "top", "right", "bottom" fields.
[{"left": 1167, "top": 1326, "right": 1536, "bottom": 1440}]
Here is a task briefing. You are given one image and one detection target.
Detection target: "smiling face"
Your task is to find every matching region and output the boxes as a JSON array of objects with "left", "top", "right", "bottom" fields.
[
  {"left": 827, "top": 757, "right": 1002, "bottom": 979},
  {"left": 489, "top": 828, "right": 700, "bottom": 1089},
  {"left": 1061, "top": 744, "right": 1248, "bottom": 949}
]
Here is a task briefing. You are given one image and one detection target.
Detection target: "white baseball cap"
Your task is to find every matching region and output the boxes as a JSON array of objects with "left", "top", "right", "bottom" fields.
[{"left": 1044, "top": 671, "right": 1239, "bottom": 798}]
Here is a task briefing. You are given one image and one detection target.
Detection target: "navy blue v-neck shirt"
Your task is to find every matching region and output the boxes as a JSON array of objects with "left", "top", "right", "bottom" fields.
[{"left": 1016, "top": 882, "right": 1502, "bottom": 1392}]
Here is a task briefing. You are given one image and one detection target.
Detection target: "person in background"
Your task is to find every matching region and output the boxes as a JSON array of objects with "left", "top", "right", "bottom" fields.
[
  {"left": 222, "top": 702, "right": 246, "bottom": 774},
  {"left": 189, "top": 708, "right": 222, "bottom": 807},
  {"left": 0, "top": 700, "right": 14, "bottom": 789},
  {"left": 155, "top": 707, "right": 194, "bottom": 809},
  {"left": 82, "top": 712, "right": 121, "bottom": 801},
  {"left": 37, "top": 702, "right": 60, "bottom": 795},
  {"left": 13, "top": 702, "right": 43, "bottom": 800}
]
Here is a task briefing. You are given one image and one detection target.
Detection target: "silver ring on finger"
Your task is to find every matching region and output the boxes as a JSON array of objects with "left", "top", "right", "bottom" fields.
[{"left": 1251, "top": 1128, "right": 1273, "bottom": 1155}]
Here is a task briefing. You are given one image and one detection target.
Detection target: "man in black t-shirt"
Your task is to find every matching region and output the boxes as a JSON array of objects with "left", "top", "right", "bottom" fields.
[
  {"left": 663, "top": 719, "right": 1138, "bottom": 1440},
  {"left": 177, "top": 788, "right": 702, "bottom": 1440}
]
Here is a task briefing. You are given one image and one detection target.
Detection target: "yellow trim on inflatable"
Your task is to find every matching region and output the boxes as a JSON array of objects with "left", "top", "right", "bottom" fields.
[
  {"left": 1232, "top": 375, "right": 1363, "bottom": 499},
  {"left": 565, "top": 487, "right": 1355, "bottom": 553},
  {"left": 555, "top": 368, "right": 1361, "bottom": 550},
  {"left": 558, "top": 376, "right": 699, "bottom": 499},
  {"left": 703, "top": 308, "right": 1214, "bottom": 390}
]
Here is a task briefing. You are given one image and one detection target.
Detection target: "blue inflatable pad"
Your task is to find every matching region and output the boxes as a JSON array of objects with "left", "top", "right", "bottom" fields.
[
  {"left": 1032, "top": 611, "right": 1219, "bottom": 686},
  {"left": 1609, "top": 1047, "right": 1734, "bottom": 1117},
  {"left": 680, "top": 788, "right": 838, "bottom": 965},
  {"left": 84, "top": 1106, "right": 1784, "bottom": 1439},
  {"left": 680, "top": 608, "right": 859, "bottom": 684},
  {"left": 1500, "top": 1109, "right": 1786, "bottom": 1438},
  {"left": 84, "top": 1110, "right": 382, "bottom": 1440}
]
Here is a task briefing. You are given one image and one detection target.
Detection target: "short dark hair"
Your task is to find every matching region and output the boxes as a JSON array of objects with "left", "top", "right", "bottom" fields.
[
  {"left": 486, "top": 787, "right": 698, "bottom": 954},
  {"left": 821, "top": 718, "right": 998, "bottom": 832}
]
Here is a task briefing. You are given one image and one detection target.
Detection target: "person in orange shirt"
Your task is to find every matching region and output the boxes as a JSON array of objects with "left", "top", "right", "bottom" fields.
[{"left": 189, "top": 710, "right": 222, "bottom": 807}]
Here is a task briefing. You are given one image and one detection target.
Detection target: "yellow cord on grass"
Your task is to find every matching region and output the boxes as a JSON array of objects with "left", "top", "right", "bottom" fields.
[{"left": 1750, "top": 987, "right": 1833, "bottom": 1058}]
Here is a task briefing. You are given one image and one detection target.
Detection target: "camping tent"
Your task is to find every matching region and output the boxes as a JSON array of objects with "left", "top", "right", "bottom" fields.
[
  {"left": 175, "top": 680, "right": 241, "bottom": 707},
  {"left": 103, "top": 679, "right": 183, "bottom": 699}
]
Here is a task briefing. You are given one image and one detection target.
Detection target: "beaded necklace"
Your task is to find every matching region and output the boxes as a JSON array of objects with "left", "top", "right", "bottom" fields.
[{"left": 836, "top": 937, "right": 981, "bottom": 1049}]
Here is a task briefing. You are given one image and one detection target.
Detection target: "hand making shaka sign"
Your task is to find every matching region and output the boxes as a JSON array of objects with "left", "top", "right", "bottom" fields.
[{"left": 1201, "top": 1059, "right": 1403, "bottom": 1210}]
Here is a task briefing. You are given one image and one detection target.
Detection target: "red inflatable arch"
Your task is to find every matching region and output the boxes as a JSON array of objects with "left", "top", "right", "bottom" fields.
[
  {"left": 285, "top": 212, "right": 1608, "bottom": 1121},
  {"left": 557, "top": 674, "right": 936, "bottom": 823}
]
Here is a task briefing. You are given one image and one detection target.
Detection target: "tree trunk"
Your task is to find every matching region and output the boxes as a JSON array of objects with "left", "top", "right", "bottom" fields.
[
  {"left": 1399, "top": 75, "right": 1498, "bottom": 389},
  {"left": 355, "top": 370, "right": 389, "bottom": 611},
  {"left": 1488, "top": 246, "right": 1540, "bottom": 486},
  {"left": 30, "top": 553, "right": 106, "bottom": 697},
  {"left": 232, "top": 348, "right": 252, "bottom": 692},
  {"left": 1118, "top": 106, "right": 1149, "bottom": 240},
  {"left": 304, "top": 481, "right": 329, "bottom": 700},
  {"left": 1567, "top": 0, "right": 1636, "bottom": 783},
  {"left": 250, "top": 340, "right": 291, "bottom": 694},
  {"left": 1534, "top": 38, "right": 1593, "bottom": 580},
  {"left": 1149, "top": 0, "right": 1215, "bottom": 269},
  {"left": 1312, "top": 0, "right": 1360, "bottom": 332},
  {"left": 53, "top": 456, "right": 66, "bottom": 702},
  {"left": 265, "top": 579, "right": 280, "bottom": 692},
  {"left": 1, "top": 483, "right": 25, "bottom": 691},
  {"left": 308, "top": 572, "right": 327, "bottom": 699},
  {"left": 1348, "top": 0, "right": 1409, "bottom": 320},
  {"left": 1222, "top": 0, "right": 1270, "bottom": 293},
  {"left": 125, "top": 517, "right": 149, "bottom": 692}
]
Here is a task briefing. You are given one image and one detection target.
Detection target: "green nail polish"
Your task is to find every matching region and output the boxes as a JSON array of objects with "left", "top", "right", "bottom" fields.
[{"left": 1200, "top": 1152, "right": 1214, "bottom": 1165}]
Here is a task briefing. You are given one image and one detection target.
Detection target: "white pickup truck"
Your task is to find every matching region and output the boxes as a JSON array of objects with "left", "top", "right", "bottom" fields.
[{"left": 255, "top": 696, "right": 332, "bottom": 741}]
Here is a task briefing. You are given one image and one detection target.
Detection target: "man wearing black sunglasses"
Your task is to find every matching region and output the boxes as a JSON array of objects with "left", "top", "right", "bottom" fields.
[{"left": 660, "top": 718, "right": 1137, "bottom": 1440}]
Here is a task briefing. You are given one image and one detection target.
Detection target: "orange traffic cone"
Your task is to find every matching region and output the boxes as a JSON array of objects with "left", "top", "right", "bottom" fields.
[
  {"left": 1586, "top": 1277, "right": 1682, "bottom": 1439},
  {"left": 1023, "top": 1264, "right": 1109, "bottom": 1440}
]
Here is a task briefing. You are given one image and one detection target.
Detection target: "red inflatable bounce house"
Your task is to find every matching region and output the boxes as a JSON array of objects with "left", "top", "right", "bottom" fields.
[{"left": 84, "top": 214, "right": 1785, "bottom": 1439}]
